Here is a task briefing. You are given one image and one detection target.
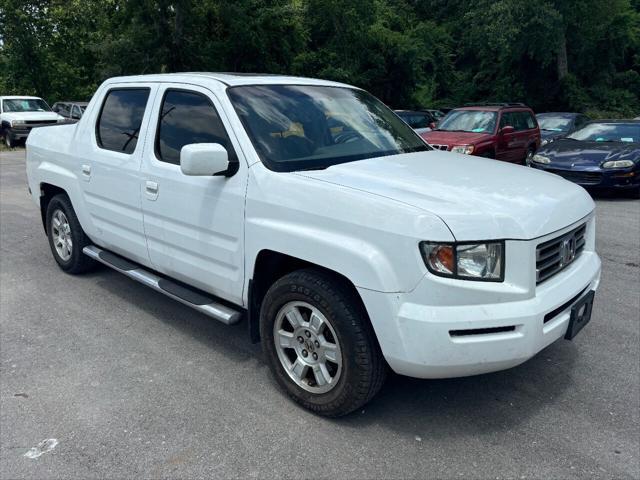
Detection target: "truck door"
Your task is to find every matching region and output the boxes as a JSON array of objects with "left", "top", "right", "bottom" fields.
[
  {"left": 139, "top": 84, "right": 247, "bottom": 306},
  {"left": 76, "top": 84, "right": 157, "bottom": 265}
]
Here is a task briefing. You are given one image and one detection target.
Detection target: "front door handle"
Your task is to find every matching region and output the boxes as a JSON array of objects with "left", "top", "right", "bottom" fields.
[{"left": 145, "top": 180, "right": 159, "bottom": 200}]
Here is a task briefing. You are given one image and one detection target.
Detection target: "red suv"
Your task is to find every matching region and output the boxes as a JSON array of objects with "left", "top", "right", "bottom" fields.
[{"left": 421, "top": 103, "right": 541, "bottom": 164}]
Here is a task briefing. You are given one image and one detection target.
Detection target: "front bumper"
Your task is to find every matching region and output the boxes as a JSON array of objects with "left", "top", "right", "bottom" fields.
[
  {"left": 531, "top": 163, "right": 640, "bottom": 190},
  {"left": 7, "top": 127, "right": 32, "bottom": 140},
  {"left": 359, "top": 221, "right": 602, "bottom": 379}
]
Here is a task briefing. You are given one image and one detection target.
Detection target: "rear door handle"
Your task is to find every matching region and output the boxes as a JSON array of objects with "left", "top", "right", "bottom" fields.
[
  {"left": 145, "top": 180, "right": 159, "bottom": 200},
  {"left": 81, "top": 164, "right": 91, "bottom": 181}
]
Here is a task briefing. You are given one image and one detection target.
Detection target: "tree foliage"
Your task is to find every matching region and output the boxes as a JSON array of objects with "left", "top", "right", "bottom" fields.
[{"left": 0, "top": 0, "right": 638, "bottom": 116}]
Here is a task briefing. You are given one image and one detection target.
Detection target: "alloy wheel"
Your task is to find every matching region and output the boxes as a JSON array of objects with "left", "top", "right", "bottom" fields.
[
  {"left": 273, "top": 301, "right": 343, "bottom": 394},
  {"left": 51, "top": 209, "right": 73, "bottom": 261}
]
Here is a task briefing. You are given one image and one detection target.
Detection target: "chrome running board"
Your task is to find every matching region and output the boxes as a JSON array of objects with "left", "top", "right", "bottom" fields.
[{"left": 82, "top": 245, "right": 242, "bottom": 325}]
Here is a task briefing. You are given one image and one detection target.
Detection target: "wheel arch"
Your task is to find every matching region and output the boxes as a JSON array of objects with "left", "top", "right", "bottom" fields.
[
  {"left": 39, "top": 183, "right": 68, "bottom": 233},
  {"left": 247, "top": 249, "right": 371, "bottom": 344}
]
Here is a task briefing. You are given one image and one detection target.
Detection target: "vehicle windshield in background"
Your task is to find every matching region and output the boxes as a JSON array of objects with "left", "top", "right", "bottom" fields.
[
  {"left": 567, "top": 123, "right": 639, "bottom": 143},
  {"left": 2, "top": 98, "right": 51, "bottom": 113},
  {"left": 396, "top": 112, "right": 432, "bottom": 129},
  {"left": 227, "top": 85, "right": 429, "bottom": 171},
  {"left": 537, "top": 115, "right": 572, "bottom": 132},
  {"left": 437, "top": 110, "right": 497, "bottom": 133}
]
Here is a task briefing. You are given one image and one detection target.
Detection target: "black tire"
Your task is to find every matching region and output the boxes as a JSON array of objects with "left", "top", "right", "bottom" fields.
[
  {"left": 45, "top": 194, "right": 97, "bottom": 274},
  {"left": 4, "top": 130, "right": 14, "bottom": 149},
  {"left": 260, "top": 268, "right": 386, "bottom": 417},
  {"left": 524, "top": 146, "right": 535, "bottom": 166}
]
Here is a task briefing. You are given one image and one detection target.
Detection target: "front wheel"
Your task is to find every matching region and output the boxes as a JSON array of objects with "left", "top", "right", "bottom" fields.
[
  {"left": 525, "top": 147, "right": 535, "bottom": 166},
  {"left": 4, "top": 131, "right": 15, "bottom": 149},
  {"left": 260, "top": 269, "right": 386, "bottom": 417}
]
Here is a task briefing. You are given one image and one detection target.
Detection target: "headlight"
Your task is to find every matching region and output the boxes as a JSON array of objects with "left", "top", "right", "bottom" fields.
[
  {"left": 532, "top": 154, "right": 550, "bottom": 164},
  {"left": 11, "top": 120, "right": 25, "bottom": 126},
  {"left": 451, "top": 145, "right": 475, "bottom": 155},
  {"left": 602, "top": 160, "right": 634, "bottom": 169},
  {"left": 420, "top": 241, "right": 504, "bottom": 281},
  {"left": 541, "top": 139, "right": 549, "bottom": 146}
]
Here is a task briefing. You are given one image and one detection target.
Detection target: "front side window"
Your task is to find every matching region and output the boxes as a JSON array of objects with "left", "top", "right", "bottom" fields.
[
  {"left": 2, "top": 98, "right": 51, "bottom": 113},
  {"left": 96, "top": 88, "right": 150, "bottom": 154},
  {"left": 227, "top": 85, "right": 428, "bottom": 172},
  {"left": 568, "top": 123, "right": 640, "bottom": 143},
  {"left": 156, "top": 90, "right": 236, "bottom": 165},
  {"left": 438, "top": 110, "right": 497, "bottom": 134}
]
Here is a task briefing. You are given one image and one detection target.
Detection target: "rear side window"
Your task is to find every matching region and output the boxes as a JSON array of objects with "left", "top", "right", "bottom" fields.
[
  {"left": 97, "top": 88, "right": 150, "bottom": 154},
  {"left": 156, "top": 89, "right": 236, "bottom": 165}
]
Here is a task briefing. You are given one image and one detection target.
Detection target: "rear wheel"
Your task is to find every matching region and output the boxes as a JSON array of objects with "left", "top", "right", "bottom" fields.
[
  {"left": 260, "top": 268, "right": 386, "bottom": 417},
  {"left": 46, "top": 194, "right": 97, "bottom": 274}
]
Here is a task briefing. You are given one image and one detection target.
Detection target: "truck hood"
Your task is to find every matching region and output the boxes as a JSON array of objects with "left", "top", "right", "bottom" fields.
[
  {"left": 296, "top": 151, "right": 594, "bottom": 240},
  {"left": 1, "top": 111, "right": 63, "bottom": 122},
  {"left": 421, "top": 130, "right": 493, "bottom": 147}
]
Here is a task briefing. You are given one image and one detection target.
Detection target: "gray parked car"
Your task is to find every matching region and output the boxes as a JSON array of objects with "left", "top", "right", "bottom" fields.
[{"left": 52, "top": 101, "right": 88, "bottom": 123}]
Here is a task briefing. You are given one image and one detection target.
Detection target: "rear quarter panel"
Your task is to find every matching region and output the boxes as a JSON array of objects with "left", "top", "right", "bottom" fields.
[{"left": 26, "top": 124, "right": 96, "bottom": 238}]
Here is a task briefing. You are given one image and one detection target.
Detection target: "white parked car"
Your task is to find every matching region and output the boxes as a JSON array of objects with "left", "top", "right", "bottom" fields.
[
  {"left": 0, "top": 96, "right": 64, "bottom": 148},
  {"left": 25, "top": 74, "right": 601, "bottom": 416}
]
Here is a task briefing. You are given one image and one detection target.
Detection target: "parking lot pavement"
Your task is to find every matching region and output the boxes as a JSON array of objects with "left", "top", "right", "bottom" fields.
[{"left": 1, "top": 148, "right": 639, "bottom": 479}]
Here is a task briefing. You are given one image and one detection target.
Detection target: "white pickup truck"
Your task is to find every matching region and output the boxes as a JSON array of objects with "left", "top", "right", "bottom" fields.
[
  {"left": 25, "top": 73, "right": 601, "bottom": 416},
  {"left": 1, "top": 96, "right": 65, "bottom": 148}
]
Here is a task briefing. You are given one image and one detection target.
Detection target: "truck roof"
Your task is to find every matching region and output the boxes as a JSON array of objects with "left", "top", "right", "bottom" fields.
[
  {"left": 104, "top": 72, "right": 355, "bottom": 89},
  {"left": 0, "top": 95, "right": 44, "bottom": 100}
]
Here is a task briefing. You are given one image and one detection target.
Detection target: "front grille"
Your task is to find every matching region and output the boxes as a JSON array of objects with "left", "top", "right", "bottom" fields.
[
  {"left": 24, "top": 120, "right": 57, "bottom": 125},
  {"left": 430, "top": 144, "right": 449, "bottom": 151},
  {"left": 546, "top": 169, "right": 602, "bottom": 185},
  {"left": 536, "top": 223, "right": 586, "bottom": 284}
]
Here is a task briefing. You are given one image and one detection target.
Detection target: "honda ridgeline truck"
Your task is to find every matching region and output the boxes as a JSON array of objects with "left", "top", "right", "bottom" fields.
[{"left": 25, "top": 74, "right": 601, "bottom": 416}]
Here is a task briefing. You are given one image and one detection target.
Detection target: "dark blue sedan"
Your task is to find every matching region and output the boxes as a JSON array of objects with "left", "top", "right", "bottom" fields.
[
  {"left": 536, "top": 112, "right": 591, "bottom": 147},
  {"left": 530, "top": 120, "right": 640, "bottom": 195}
]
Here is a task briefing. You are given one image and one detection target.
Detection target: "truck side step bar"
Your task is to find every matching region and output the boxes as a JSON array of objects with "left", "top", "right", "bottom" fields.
[{"left": 82, "top": 245, "right": 242, "bottom": 325}]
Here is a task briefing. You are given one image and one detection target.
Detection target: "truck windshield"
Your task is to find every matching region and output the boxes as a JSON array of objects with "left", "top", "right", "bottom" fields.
[
  {"left": 227, "top": 85, "right": 429, "bottom": 171},
  {"left": 2, "top": 98, "right": 51, "bottom": 113}
]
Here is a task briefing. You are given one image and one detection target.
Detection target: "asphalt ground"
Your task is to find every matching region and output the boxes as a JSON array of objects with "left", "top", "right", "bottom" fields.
[{"left": 1, "top": 148, "right": 639, "bottom": 479}]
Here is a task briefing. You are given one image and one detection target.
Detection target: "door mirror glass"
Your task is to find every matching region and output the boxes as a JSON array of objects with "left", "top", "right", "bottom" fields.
[
  {"left": 501, "top": 125, "right": 515, "bottom": 135},
  {"left": 180, "top": 143, "right": 229, "bottom": 176}
]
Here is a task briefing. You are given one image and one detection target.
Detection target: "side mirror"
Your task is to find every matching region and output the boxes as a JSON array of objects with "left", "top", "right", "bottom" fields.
[
  {"left": 180, "top": 143, "right": 229, "bottom": 176},
  {"left": 429, "top": 122, "right": 437, "bottom": 130},
  {"left": 501, "top": 126, "right": 515, "bottom": 135}
]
